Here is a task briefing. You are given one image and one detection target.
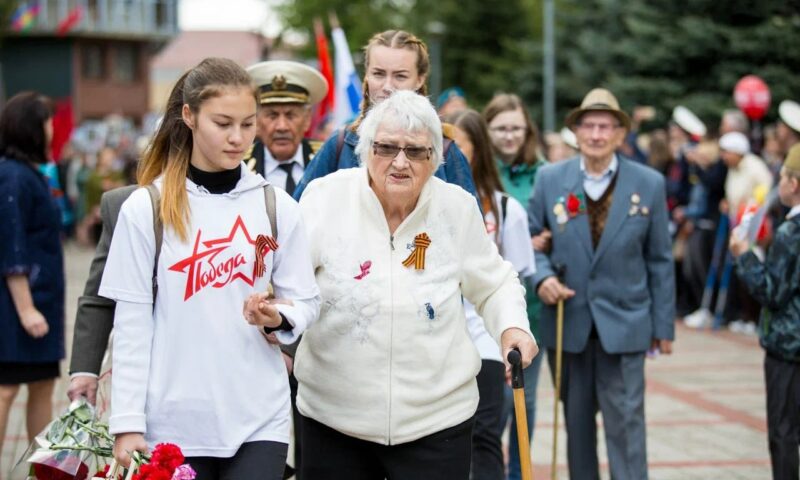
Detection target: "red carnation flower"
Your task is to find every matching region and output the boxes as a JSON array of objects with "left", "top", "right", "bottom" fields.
[
  {"left": 566, "top": 193, "right": 581, "bottom": 217},
  {"left": 150, "top": 443, "right": 185, "bottom": 471},
  {"left": 132, "top": 463, "right": 172, "bottom": 480}
]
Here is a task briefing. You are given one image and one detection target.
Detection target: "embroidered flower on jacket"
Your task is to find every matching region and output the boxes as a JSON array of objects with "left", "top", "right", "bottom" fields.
[{"left": 354, "top": 260, "right": 372, "bottom": 280}]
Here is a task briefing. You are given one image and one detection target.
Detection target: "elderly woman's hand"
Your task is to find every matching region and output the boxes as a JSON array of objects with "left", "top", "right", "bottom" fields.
[
  {"left": 243, "top": 293, "right": 291, "bottom": 328},
  {"left": 501, "top": 327, "right": 539, "bottom": 369}
]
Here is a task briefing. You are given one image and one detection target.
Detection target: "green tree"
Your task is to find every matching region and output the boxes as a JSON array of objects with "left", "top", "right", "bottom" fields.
[
  {"left": 274, "top": 0, "right": 415, "bottom": 61},
  {"left": 433, "top": 0, "right": 534, "bottom": 106},
  {"left": 0, "top": 1, "right": 22, "bottom": 42},
  {"left": 275, "top": 0, "right": 539, "bottom": 108},
  {"left": 522, "top": 0, "right": 800, "bottom": 131},
  {"left": 276, "top": 0, "right": 800, "bottom": 132}
]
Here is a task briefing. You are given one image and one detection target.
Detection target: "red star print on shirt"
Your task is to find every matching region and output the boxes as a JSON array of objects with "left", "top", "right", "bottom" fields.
[{"left": 168, "top": 215, "right": 274, "bottom": 301}]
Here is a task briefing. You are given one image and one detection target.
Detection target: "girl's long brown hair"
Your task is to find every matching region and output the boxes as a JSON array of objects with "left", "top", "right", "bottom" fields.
[
  {"left": 137, "top": 57, "right": 256, "bottom": 241},
  {"left": 482, "top": 93, "right": 540, "bottom": 167},
  {"left": 350, "top": 30, "right": 430, "bottom": 132},
  {"left": 448, "top": 109, "right": 505, "bottom": 243}
]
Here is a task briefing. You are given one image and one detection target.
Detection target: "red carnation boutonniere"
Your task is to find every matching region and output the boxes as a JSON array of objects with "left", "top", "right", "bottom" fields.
[{"left": 566, "top": 192, "right": 586, "bottom": 218}]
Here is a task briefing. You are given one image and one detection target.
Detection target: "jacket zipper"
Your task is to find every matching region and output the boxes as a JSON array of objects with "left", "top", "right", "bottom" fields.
[{"left": 387, "top": 232, "right": 394, "bottom": 444}]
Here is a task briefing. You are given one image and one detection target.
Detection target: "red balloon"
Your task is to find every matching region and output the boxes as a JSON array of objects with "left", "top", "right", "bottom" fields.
[{"left": 733, "top": 75, "right": 771, "bottom": 120}]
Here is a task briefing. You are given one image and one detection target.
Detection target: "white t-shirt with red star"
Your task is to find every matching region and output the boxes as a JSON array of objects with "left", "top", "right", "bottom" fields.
[{"left": 99, "top": 166, "right": 320, "bottom": 457}]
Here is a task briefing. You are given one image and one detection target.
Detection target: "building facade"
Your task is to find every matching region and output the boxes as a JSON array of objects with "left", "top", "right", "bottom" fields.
[{"left": 1, "top": 0, "right": 178, "bottom": 123}]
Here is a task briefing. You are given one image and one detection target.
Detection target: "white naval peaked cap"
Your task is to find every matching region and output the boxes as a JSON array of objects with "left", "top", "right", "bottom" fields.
[
  {"left": 247, "top": 60, "right": 329, "bottom": 106},
  {"left": 672, "top": 105, "right": 707, "bottom": 138},
  {"left": 560, "top": 127, "right": 578, "bottom": 149},
  {"left": 779, "top": 99, "right": 800, "bottom": 134}
]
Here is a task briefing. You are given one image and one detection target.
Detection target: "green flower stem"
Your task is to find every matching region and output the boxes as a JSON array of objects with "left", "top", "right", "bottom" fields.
[{"left": 50, "top": 445, "right": 114, "bottom": 457}]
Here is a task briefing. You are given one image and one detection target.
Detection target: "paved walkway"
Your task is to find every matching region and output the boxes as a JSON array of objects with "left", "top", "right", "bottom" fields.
[{"left": 2, "top": 241, "right": 772, "bottom": 479}]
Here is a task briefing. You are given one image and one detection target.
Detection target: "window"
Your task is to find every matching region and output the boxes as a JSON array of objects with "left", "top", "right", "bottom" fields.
[
  {"left": 113, "top": 44, "right": 138, "bottom": 82},
  {"left": 81, "top": 44, "right": 106, "bottom": 79}
]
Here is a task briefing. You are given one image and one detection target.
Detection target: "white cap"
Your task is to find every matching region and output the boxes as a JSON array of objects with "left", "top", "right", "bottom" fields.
[
  {"left": 779, "top": 100, "right": 800, "bottom": 134},
  {"left": 672, "top": 106, "right": 707, "bottom": 137},
  {"left": 718, "top": 131, "right": 750, "bottom": 155},
  {"left": 560, "top": 127, "right": 578, "bottom": 149},
  {"left": 246, "top": 60, "right": 329, "bottom": 106}
]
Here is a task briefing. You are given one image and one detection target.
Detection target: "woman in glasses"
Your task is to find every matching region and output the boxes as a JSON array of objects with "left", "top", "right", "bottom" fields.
[
  {"left": 251, "top": 91, "right": 538, "bottom": 479},
  {"left": 483, "top": 93, "right": 547, "bottom": 480}
]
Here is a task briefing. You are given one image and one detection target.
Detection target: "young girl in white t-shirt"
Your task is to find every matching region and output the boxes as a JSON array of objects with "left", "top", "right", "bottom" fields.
[{"left": 99, "top": 57, "right": 320, "bottom": 479}]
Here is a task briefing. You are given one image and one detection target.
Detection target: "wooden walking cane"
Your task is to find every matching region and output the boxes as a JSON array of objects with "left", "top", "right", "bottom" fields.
[
  {"left": 508, "top": 348, "right": 533, "bottom": 480},
  {"left": 551, "top": 264, "right": 566, "bottom": 480}
]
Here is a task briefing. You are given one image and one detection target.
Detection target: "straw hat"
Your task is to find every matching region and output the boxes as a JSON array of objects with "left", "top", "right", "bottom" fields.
[{"left": 565, "top": 88, "right": 631, "bottom": 131}]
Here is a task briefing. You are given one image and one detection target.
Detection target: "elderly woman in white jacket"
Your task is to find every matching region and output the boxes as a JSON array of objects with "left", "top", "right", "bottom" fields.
[{"left": 294, "top": 90, "right": 537, "bottom": 479}]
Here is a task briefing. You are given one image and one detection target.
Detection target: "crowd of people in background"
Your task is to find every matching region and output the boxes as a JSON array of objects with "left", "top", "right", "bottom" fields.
[
  {"left": 440, "top": 85, "right": 799, "bottom": 339},
  {"left": 2, "top": 24, "right": 799, "bottom": 480}
]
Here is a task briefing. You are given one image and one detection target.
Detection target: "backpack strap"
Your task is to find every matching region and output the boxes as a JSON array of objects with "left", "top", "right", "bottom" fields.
[
  {"left": 263, "top": 184, "right": 277, "bottom": 240},
  {"left": 335, "top": 126, "right": 348, "bottom": 163},
  {"left": 500, "top": 193, "right": 510, "bottom": 225},
  {"left": 144, "top": 184, "right": 163, "bottom": 303}
]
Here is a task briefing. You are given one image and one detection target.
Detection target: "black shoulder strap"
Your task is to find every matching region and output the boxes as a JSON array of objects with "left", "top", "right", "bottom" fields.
[
  {"left": 263, "top": 184, "right": 277, "bottom": 240},
  {"left": 335, "top": 126, "right": 348, "bottom": 162},
  {"left": 501, "top": 194, "right": 510, "bottom": 225},
  {"left": 144, "top": 184, "right": 163, "bottom": 303}
]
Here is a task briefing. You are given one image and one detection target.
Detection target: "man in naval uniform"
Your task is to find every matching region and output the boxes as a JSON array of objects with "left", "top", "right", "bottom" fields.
[
  {"left": 245, "top": 60, "right": 329, "bottom": 196},
  {"left": 246, "top": 61, "right": 328, "bottom": 479}
]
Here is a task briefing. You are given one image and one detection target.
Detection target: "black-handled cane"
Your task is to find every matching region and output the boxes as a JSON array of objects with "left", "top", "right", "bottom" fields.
[{"left": 508, "top": 348, "right": 533, "bottom": 480}]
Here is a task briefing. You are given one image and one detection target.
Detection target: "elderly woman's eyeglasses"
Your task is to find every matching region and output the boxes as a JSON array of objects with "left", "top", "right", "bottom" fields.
[{"left": 372, "top": 142, "right": 432, "bottom": 162}]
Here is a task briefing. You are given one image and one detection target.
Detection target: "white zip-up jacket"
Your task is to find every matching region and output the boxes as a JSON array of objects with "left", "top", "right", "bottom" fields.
[{"left": 296, "top": 168, "right": 533, "bottom": 445}]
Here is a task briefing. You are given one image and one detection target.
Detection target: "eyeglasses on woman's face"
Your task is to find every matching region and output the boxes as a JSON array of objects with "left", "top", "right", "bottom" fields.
[
  {"left": 488, "top": 125, "right": 527, "bottom": 138},
  {"left": 372, "top": 142, "right": 432, "bottom": 162}
]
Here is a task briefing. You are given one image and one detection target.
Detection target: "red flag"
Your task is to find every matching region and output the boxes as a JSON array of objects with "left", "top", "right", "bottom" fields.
[
  {"left": 50, "top": 98, "right": 73, "bottom": 162},
  {"left": 56, "top": 6, "right": 82, "bottom": 36},
  {"left": 308, "top": 17, "right": 335, "bottom": 138}
]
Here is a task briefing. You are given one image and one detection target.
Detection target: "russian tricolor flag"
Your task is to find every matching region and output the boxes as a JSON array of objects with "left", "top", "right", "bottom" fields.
[{"left": 330, "top": 16, "right": 362, "bottom": 128}]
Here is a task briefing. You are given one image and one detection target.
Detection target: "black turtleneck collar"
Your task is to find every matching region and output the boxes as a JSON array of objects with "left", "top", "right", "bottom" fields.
[{"left": 188, "top": 163, "right": 241, "bottom": 194}]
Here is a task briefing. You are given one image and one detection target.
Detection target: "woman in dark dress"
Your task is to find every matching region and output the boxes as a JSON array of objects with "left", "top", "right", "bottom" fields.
[{"left": 0, "top": 92, "right": 64, "bottom": 469}]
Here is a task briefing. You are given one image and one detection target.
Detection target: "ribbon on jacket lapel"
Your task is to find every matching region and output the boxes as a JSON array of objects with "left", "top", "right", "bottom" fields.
[{"left": 402, "top": 233, "right": 431, "bottom": 270}]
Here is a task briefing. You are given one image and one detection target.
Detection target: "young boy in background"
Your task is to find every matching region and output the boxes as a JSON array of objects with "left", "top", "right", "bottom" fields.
[{"left": 730, "top": 143, "right": 800, "bottom": 480}]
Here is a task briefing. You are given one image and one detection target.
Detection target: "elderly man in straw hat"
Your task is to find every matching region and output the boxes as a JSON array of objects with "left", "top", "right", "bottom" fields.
[
  {"left": 528, "top": 88, "right": 674, "bottom": 479},
  {"left": 245, "top": 60, "right": 329, "bottom": 196}
]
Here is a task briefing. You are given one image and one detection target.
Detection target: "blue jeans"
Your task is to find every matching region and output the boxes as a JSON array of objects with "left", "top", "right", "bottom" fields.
[{"left": 503, "top": 351, "right": 544, "bottom": 480}]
